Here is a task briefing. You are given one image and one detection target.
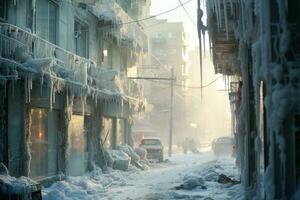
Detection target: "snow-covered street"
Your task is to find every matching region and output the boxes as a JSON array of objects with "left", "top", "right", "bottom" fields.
[{"left": 43, "top": 150, "right": 244, "bottom": 200}]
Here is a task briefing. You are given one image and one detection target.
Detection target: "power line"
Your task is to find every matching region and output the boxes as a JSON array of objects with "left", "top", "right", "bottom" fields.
[
  {"left": 177, "top": 0, "right": 197, "bottom": 27},
  {"left": 110, "top": 0, "right": 193, "bottom": 26},
  {"left": 144, "top": 76, "right": 223, "bottom": 89}
]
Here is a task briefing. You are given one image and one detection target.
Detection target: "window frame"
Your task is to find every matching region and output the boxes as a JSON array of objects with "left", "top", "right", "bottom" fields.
[
  {"left": 67, "top": 114, "right": 89, "bottom": 176},
  {"left": 29, "top": 108, "right": 60, "bottom": 179},
  {"left": 74, "top": 19, "right": 89, "bottom": 58},
  {"left": 0, "top": 0, "right": 7, "bottom": 22},
  {"left": 35, "top": 0, "right": 59, "bottom": 44},
  {"left": 48, "top": 0, "right": 59, "bottom": 44}
]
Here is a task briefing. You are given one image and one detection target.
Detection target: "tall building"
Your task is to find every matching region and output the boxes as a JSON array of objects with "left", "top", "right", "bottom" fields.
[{"left": 135, "top": 18, "right": 189, "bottom": 146}]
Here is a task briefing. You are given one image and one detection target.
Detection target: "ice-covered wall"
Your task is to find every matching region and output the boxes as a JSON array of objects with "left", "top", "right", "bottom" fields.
[{"left": 206, "top": 0, "right": 300, "bottom": 199}]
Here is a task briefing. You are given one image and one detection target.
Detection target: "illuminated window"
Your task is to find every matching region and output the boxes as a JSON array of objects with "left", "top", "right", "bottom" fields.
[
  {"left": 103, "top": 49, "right": 108, "bottom": 57},
  {"left": 29, "top": 108, "right": 59, "bottom": 178}
]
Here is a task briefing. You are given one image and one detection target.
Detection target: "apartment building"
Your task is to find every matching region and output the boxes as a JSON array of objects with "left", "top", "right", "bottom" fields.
[{"left": 0, "top": 0, "right": 148, "bottom": 185}]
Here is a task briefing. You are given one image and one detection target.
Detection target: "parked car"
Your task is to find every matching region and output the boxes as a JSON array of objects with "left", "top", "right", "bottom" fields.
[
  {"left": 139, "top": 137, "right": 164, "bottom": 162},
  {"left": 212, "top": 137, "right": 235, "bottom": 156}
]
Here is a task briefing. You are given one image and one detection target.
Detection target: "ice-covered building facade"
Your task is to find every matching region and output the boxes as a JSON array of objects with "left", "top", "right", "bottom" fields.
[
  {"left": 0, "top": 0, "right": 148, "bottom": 185},
  {"left": 206, "top": 0, "right": 300, "bottom": 199}
]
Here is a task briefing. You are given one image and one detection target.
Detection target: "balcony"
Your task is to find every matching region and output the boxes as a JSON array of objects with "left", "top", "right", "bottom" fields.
[
  {"left": 207, "top": 0, "right": 240, "bottom": 75},
  {"left": 89, "top": 0, "right": 148, "bottom": 51},
  {"left": 0, "top": 23, "right": 91, "bottom": 86},
  {"left": 0, "top": 23, "right": 144, "bottom": 106}
]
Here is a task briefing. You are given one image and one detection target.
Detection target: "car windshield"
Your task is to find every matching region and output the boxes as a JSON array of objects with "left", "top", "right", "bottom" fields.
[{"left": 142, "top": 139, "right": 161, "bottom": 145}]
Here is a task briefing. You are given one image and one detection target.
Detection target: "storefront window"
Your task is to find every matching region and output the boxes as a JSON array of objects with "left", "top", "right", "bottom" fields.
[
  {"left": 30, "top": 109, "right": 47, "bottom": 178},
  {"left": 29, "top": 108, "right": 58, "bottom": 178},
  {"left": 67, "top": 115, "right": 88, "bottom": 176}
]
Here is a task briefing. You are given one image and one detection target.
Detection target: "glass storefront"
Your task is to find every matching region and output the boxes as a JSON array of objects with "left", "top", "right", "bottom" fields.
[
  {"left": 29, "top": 108, "right": 58, "bottom": 178},
  {"left": 67, "top": 115, "right": 88, "bottom": 176}
]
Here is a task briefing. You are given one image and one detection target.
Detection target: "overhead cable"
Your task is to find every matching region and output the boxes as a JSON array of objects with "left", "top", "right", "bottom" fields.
[
  {"left": 177, "top": 0, "right": 197, "bottom": 27},
  {"left": 112, "top": 0, "right": 193, "bottom": 26}
]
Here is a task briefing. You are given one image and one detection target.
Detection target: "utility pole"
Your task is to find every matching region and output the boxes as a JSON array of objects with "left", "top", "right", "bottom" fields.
[
  {"left": 128, "top": 69, "right": 175, "bottom": 157},
  {"left": 168, "top": 68, "right": 174, "bottom": 157}
]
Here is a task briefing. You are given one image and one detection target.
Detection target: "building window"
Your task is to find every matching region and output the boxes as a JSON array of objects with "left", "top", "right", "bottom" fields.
[
  {"left": 102, "top": 117, "right": 112, "bottom": 148},
  {"left": 67, "top": 115, "right": 88, "bottom": 176},
  {"left": 48, "top": 1, "right": 57, "bottom": 44},
  {"left": 119, "top": 119, "right": 126, "bottom": 144},
  {"left": 29, "top": 108, "right": 59, "bottom": 178},
  {"left": 74, "top": 20, "right": 89, "bottom": 58},
  {"left": 154, "top": 33, "right": 163, "bottom": 39},
  {"left": 36, "top": 0, "right": 58, "bottom": 44},
  {"left": 170, "top": 49, "right": 177, "bottom": 54},
  {"left": 0, "top": 0, "right": 7, "bottom": 21},
  {"left": 26, "top": 0, "right": 33, "bottom": 30}
]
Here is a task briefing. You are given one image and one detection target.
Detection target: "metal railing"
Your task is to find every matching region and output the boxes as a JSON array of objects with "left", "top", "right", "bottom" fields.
[
  {"left": 0, "top": 22, "right": 92, "bottom": 85},
  {"left": 0, "top": 22, "right": 145, "bottom": 102},
  {"left": 90, "top": 0, "right": 148, "bottom": 50}
]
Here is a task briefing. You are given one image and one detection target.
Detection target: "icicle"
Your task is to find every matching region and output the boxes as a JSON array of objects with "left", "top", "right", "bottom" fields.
[
  {"left": 223, "top": 0, "right": 229, "bottom": 39},
  {"left": 26, "top": 73, "right": 32, "bottom": 103}
]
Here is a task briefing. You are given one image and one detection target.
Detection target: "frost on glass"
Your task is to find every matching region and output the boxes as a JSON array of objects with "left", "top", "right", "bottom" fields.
[{"left": 67, "top": 115, "right": 88, "bottom": 176}]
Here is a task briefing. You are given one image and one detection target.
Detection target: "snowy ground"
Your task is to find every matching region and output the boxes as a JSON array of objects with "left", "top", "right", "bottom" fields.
[{"left": 43, "top": 150, "right": 244, "bottom": 200}]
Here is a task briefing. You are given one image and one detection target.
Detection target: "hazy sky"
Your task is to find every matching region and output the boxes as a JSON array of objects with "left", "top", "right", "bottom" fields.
[
  {"left": 150, "top": 0, "right": 200, "bottom": 47},
  {"left": 150, "top": 0, "right": 232, "bottom": 139}
]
